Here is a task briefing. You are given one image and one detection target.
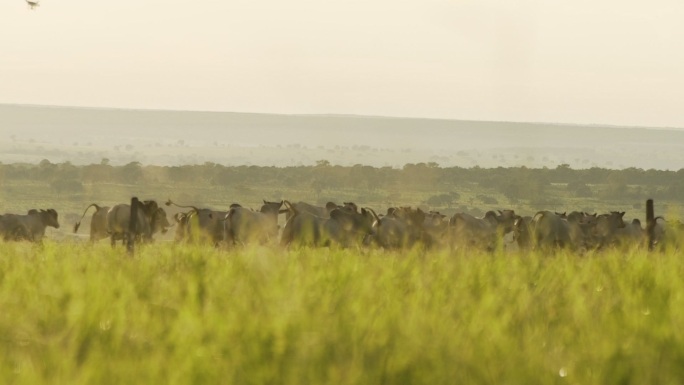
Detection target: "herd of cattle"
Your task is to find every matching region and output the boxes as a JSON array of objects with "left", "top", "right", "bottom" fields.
[{"left": 0, "top": 198, "right": 680, "bottom": 252}]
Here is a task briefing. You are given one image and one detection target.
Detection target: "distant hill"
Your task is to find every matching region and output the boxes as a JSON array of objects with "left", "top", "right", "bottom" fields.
[{"left": 1, "top": 104, "right": 683, "bottom": 170}]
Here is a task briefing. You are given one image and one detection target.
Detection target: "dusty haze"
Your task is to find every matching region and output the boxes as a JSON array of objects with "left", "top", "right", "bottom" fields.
[
  {"left": 1, "top": 0, "right": 684, "bottom": 127},
  {"left": 3, "top": 105, "right": 684, "bottom": 170}
]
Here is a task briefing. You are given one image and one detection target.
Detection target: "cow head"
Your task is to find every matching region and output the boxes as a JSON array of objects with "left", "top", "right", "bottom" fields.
[
  {"left": 330, "top": 207, "right": 379, "bottom": 237},
  {"left": 486, "top": 209, "right": 519, "bottom": 233},
  {"left": 260, "top": 200, "right": 284, "bottom": 217},
  {"left": 342, "top": 202, "right": 359, "bottom": 213},
  {"left": 141, "top": 200, "right": 159, "bottom": 216},
  {"left": 325, "top": 202, "right": 340, "bottom": 213},
  {"left": 591, "top": 211, "right": 627, "bottom": 248},
  {"left": 38, "top": 208, "right": 60, "bottom": 229},
  {"left": 152, "top": 207, "right": 172, "bottom": 234}
]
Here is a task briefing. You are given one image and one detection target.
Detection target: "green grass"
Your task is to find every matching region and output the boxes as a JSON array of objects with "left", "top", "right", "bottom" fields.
[{"left": 1, "top": 243, "right": 683, "bottom": 384}]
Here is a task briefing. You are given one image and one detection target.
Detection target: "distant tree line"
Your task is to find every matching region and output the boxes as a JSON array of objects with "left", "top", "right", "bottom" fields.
[{"left": 1, "top": 160, "right": 683, "bottom": 203}]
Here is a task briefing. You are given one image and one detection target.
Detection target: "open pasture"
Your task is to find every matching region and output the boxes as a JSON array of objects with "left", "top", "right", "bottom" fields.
[{"left": 1, "top": 242, "right": 683, "bottom": 384}]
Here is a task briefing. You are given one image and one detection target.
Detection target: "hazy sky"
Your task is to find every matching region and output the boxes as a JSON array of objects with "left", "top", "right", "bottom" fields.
[{"left": 1, "top": 0, "right": 683, "bottom": 127}]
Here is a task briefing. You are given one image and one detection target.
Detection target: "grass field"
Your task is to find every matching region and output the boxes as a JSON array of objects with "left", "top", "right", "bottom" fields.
[{"left": 1, "top": 242, "right": 683, "bottom": 384}]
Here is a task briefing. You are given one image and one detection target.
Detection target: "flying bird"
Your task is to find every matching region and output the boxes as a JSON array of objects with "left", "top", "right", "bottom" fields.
[{"left": 26, "top": 0, "right": 40, "bottom": 10}]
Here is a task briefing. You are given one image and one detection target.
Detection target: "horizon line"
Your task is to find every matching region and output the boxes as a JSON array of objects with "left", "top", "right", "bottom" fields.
[{"left": 2, "top": 102, "right": 683, "bottom": 132}]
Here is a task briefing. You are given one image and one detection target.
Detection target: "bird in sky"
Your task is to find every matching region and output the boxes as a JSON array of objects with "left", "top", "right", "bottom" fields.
[{"left": 26, "top": 0, "right": 40, "bottom": 10}]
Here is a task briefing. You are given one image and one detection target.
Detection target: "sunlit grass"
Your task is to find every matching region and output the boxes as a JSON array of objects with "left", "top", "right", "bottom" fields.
[{"left": 1, "top": 242, "right": 683, "bottom": 384}]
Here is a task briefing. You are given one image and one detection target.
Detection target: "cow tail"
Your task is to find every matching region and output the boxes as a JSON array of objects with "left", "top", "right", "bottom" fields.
[{"left": 74, "top": 203, "right": 101, "bottom": 233}]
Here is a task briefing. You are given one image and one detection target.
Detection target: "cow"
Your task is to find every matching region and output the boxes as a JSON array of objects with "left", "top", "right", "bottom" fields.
[
  {"left": 224, "top": 200, "right": 285, "bottom": 246},
  {"left": 166, "top": 199, "right": 229, "bottom": 245},
  {"left": 341, "top": 202, "right": 359, "bottom": 213},
  {"left": 280, "top": 204, "right": 328, "bottom": 247},
  {"left": 422, "top": 211, "right": 449, "bottom": 248},
  {"left": 281, "top": 201, "right": 379, "bottom": 248},
  {"left": 283, "top": 201, "right": 340, "bottom": 222},
  {"left": 612, "top": 218, "right": 646, "bottom": 249},
  {"left": 532, "top": 211, "right": 574, "bottom": 252},
  {"left": 73, "top": 203, "right": 111, "bottom": 242},
  {"left": 449, "top": 210, "right": 519, "bottom": 251},
  {"left": 649, "top": 217, "right": 684, "bottom": 251},
  {"left": 0, "top": 209, "right": 60, "bottom": 242},
  {"left": 590, "top": 211, "right": 627, "bottom": 249},
  {"left": 324, "top": 207, "right": 379, "bottom": 247},
  {"left": 0, "top": 214, "right": 31, "bottom": 241},
  {"left": 369, "top": 207, "right": 426, "bottom": 249},
  {"left": 531, "top": 211, "right": 598, "bottom": 253},
  {"left": 106, "top": 200, "right": 170, "bottom": 246},
  {"left": 513, "top": 215, "right": 534, "bottom": 250}
]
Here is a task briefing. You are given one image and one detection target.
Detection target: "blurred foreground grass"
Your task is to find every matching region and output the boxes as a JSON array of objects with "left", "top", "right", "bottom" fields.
[{"left": 1, "top": 243, "right": 683, "bottom": 384}]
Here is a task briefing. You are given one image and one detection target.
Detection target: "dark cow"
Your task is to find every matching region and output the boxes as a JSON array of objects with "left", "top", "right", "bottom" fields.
[
  {"left": 281, "top": 202, "right": 379, "bottom": 248},
  {"left": 107, "top": 200, "right": 170, "bottom": 246},
  {"left": 283, "top": 201, "right": 340, "bottom": 222},
  {"left": 370, "top": 207, "right": 426, "bottom": 249},
  {"left": 0, "top": 209, "right": 60, "bottom": 242},
  {"left": 449, "top": 210, "right": 519, "bottom": 251},
  {"left": 513, "top": 215, "right": 534, "bottom": 250},
  {"left": 422, "top": 211, "right": 449, "bottom": 248}
]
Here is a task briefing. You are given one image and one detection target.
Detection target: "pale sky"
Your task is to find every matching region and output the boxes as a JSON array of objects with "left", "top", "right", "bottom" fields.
[{"left": 1, "top": 0, "right": 683, "bottom": 127}]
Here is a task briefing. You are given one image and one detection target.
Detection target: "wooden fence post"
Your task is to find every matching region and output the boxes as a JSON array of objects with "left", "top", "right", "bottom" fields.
[
  {"left": 646, "top": 199, "right": 655, "bottom": 251},
  {"left": 127, "top": 197, "right": 139, "bottom": 255}
]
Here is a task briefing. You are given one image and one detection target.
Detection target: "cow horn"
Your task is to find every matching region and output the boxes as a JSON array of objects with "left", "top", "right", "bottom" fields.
[
  {"left": 283, "top": 200, "right": 297, "bottom": 215},
  {"left": 365, "top": 207, "right": 381, "bottom": 224}
]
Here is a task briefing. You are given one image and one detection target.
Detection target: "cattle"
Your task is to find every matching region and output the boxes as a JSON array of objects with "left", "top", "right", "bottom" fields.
[
  {"left": 224, "top": 200, "right": 285, "bottom": 246},
  {"left": 283, "top": 201, "right": 340, "bottom": 222},
  {"left": 532, "top": 210, "right": 601, "bottom": 253},
  {"left": 0, "top": 209, "right": 60, "bottom": 242},
  {"left": 171, "top": 212, "right": 190, "bottom": 242},
  {"left": 449, "top": 210, "right": 519, "bottom": 251},
  {"left": 590, "top": 211, "right": 627, "bottom": 249},
  {"left": 280, "top": 208, "right": 328, "bottom": 247},
  {"left": 73, "top": 203, "right": 111, "bottom": 242},
  {"left": 422, "top": 211, "right": 449, "bottom": 248},
  {"left": 532, "top": 211, "right": 577, "bottom": 252},
  {"left": 370, "top": 207, "right": 426, "bottom": 249},
  {"left": 166, "top": 199, "right": 229, "bottom": 245},
  {"left": 342, "top": 202, "right": 359, "bottom": 213},
  {"left": 325, "top": 207, "right": 379, "bottom": 247},
  {"left": 281, "top": 201, "right": 379, "bottom": 248},
  {"left": 649, "top": 217, "right": 684, "bottom": 251},
  {"left": 513, "top": 215, "right": 534, "bottom": 250},
  {"left": 106, "top": 200, "right": 170, "bottom": 246},
  {"left": 612, "top": 218, "right": 646, "bottom": 249},
  {"left": 0, "top": 214, "right": 31, "bottom": 241}
]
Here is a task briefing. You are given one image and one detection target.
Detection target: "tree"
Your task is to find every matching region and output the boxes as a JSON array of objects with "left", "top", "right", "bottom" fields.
[
  {"left": 425, "top": 192, "right": 460, "bottom": 208},
  {"left": 315, "top": 159, "right": 331, "bottom": 168},
  {"left": 120, "top": 161, "right": 144, "bottom": 183}
]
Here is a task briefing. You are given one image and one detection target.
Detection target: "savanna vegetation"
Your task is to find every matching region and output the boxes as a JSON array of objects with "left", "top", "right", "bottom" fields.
[
  {"left": 1, "top": 161, "right": 684, "bottom": 384},
  {"left": 1, "top": 160, "right": 683, "bottom": 223},
  {"left": 2, "top": 243, "right": 684, "bottom": 385}
]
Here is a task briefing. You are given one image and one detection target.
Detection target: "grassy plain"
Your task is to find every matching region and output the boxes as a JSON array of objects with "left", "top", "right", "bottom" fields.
[{"left": 1, "top": 242, "right": 683, "bottom": 385}]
